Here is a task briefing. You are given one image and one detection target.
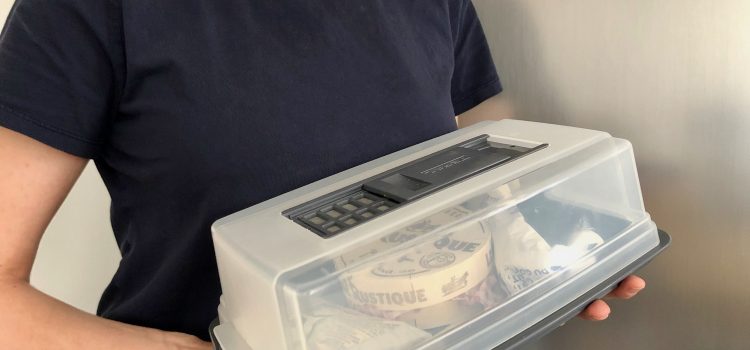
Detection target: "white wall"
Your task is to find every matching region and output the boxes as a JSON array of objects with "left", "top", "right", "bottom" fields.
[
  {"left": 0, "top": 0, "right": 8, "bottom": 24},
  {"left": 1, "top": 1, "right": 121, "bottom": 315},
  {"left": 29, "top": 164, "right": 120, "bottom": 314}
]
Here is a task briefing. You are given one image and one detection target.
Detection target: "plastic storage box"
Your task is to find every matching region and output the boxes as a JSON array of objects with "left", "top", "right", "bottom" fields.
[{"left": 210, "top": 120, "right": 669, "bottom": 350}]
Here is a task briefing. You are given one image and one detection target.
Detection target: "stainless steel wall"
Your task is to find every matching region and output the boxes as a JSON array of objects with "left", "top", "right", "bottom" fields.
[{"left": 462, "top": 1, "right": 750, "bottom": 349}]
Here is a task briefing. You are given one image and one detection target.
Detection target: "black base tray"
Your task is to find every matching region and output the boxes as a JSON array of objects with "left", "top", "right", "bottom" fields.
[{"left": 210, "top": 229, "right": 671, "bottom": 350}]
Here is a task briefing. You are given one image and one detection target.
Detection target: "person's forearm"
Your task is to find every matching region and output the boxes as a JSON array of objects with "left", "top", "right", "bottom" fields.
[
  {"left": 0, "top": 277, "right": 207, "bottom": 350},
  {"left": 0, "top": 128, "right": 210, "bottom": 350}
]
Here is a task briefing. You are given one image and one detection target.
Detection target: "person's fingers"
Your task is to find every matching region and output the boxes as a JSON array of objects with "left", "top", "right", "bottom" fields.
[
  {"left": 579, "top": 275, "right": 645, "bottom": 321},
  {"left": 606, "top": 275, "right": 646, "bottom": 300},
  {"left": 579, "top": 299, "right": 610, "bottom": 321}
]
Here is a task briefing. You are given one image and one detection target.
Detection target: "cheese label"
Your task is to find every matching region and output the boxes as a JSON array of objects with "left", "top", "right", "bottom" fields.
[
  {"left": 334, "top": 184, "right": 518, "bottom": 313},
  {"left": 334, "top": 206, "right": 473, "bottom": 270}
]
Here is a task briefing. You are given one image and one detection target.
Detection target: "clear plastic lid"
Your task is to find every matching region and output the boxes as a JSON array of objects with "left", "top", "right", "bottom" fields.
[{"left": 266, "top": 138, "right": 659, "bottom": 350}]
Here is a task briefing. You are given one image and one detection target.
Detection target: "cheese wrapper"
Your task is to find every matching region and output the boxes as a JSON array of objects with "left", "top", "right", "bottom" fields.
[
  {"left": 304, "top": 304, "right": 430, "bottom": 350},
  {"left": 488, "top": 209, "right": 604, "bottom": 295},
  {"left": 487, "top": 209, "right": 551, "bottom": 294},
  {"left": 548, "top": 229, "right": 605, "bottom": 268}
]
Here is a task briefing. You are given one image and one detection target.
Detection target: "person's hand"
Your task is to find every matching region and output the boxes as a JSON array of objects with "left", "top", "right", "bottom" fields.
[{"left": 579, "top": 275, "right": 645, "bottom": 321}]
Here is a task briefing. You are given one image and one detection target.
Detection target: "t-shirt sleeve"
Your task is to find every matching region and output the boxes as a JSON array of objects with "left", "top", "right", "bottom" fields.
[
  {"left": 449, "top": 0, "right": 502, "bottom": 115},
  {"left": 0, "top": 0, "right": 123, "bottom": 158}
]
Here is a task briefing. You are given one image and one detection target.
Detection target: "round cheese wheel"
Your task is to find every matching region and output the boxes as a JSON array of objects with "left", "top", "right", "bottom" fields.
[
  {"left": 340, "top": 222, "right": 492, "bottom": 312},
  {"left": 333, "top": 205, "right": 475, "bottom": 270}
]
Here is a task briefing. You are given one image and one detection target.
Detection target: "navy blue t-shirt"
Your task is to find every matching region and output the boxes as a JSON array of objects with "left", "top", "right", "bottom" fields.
[{"left": 0, "top": 0, "right": 501, "bottom": 340}]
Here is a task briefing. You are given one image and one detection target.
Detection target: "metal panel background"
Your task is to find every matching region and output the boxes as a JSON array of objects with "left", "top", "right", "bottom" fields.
[{"left": 462, "top": 1, "right": 750, "bottom": 349}]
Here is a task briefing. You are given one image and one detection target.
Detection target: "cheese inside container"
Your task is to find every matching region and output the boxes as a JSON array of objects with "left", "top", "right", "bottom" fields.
[{"left": 210, "top": 120, "right": 668, "bottom": 350}]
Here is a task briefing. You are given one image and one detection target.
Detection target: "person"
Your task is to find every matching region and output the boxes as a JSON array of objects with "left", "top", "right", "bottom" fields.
[{"left": 0, "top": 0, "right": 645, "bottom": 349}]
